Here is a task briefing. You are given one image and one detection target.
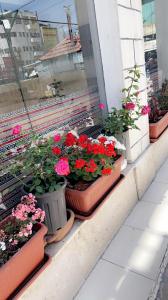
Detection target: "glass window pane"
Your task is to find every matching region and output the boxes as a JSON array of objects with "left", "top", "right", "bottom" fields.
[{"left": 0, "top": 0, "right": 102, "bottom": 176}]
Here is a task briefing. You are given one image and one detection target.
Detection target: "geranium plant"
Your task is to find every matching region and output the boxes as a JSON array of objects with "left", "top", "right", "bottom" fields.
[
  {"left": 54, "top": 132, "right": 125, "bottom": 186},
  {"left": 6, "top": 129, "right": 69, "bottom": 195},
  {"left": 104, "top": 66, "right": 150, "bottom": 135},
  {"left": 0, "top": 193, "right": 45, "bottom": 266}
]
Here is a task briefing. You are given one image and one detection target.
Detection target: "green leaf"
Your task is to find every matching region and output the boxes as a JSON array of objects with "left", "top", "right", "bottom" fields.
[{"left": 35, "top": 186, "right": 44, "bottom": 194}]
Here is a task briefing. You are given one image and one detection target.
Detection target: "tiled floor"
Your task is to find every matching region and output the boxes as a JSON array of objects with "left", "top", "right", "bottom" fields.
[{"left": 75, "top": 159, "right": 168, "bottom": 300}]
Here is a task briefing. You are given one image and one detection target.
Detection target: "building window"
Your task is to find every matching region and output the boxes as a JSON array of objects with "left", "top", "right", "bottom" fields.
[
  {"left": 23, "top": 17, "right": 29, "bottom": 25},
  {"left": 15, "top": 17, "right": 22, "bottom": 24},
  {"left": 11, "top": 32, "right": 17, "bottom": 37}
]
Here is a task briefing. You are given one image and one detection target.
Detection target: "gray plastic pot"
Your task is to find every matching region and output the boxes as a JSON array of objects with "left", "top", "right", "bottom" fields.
[{"left": 36, "top": 180, "right": 67, "bottom": 235}]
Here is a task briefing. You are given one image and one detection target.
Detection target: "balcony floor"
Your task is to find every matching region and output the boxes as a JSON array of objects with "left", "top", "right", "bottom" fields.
[{"left": 75, "top": 158, "right": 168, "bottom": 300}]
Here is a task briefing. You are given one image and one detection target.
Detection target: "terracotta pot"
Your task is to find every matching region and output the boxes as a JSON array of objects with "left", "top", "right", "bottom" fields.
[
  {"left": 65, "top": 155, "right": 123, "bottom": 214},
  {"left": 149, "top": 112, "right": 168, "bottom": 139},
  {"left": 0, "top": 220, "right": 47, "bottom": 300},
  {"left": 45, "top": 209, "right": 75, "bottom": 244}
]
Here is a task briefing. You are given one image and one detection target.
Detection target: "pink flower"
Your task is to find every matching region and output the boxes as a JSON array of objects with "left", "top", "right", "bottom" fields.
[
  {"left": 12, "top": 204, "right": 28, "bottom": 221},
  {"left": 32, "top": 208, "right": 45, "bottom": 222},
  {"left": 12, "top": 125, "right": 22, "bottom": 135},
  {"left": 99, "top": 103, "right": 105, "bottom": 110},
  {"left": 53, "top": 134, "right": 61, "bottom": 142},
  {"left": 141, "top": 105, "right": 151, "bottom": 115},
  {"left": 124, "top": 102, "right": 135, "bottom": 110},
  {"left": 12, "top": 240, "right": 18, "bottom": 245},
  {"left": 54, "top": 159, "right": 70, "bottom": 176}
]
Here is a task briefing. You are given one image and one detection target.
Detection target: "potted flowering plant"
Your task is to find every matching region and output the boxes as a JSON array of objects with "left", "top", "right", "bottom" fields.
[
  {"left": 0, "top": 193, "right": 47, "bottom": 300},
  {"left": 103, "top": 66, "right": 150, "bottom": 162},
  {"left": 6, "top": 128, "right": 71, "bottom": 235},
  {"left": 148, "top": 93, "right": 168, "bottom": 140},
  {"left": 104, "top": 66, "right": 150, "bottom": 136},
  {"left": 57, "top": 132, "right": 125, "bottom": 214}
]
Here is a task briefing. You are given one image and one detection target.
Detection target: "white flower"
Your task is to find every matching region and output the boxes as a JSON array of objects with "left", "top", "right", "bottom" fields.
[
  {"left": 0, "top": 242, "right": 6, "bottom": 251},
  {"left": 99, "top": 134, "right": 126, "bottom": 151},
  {"left": 69, "top": 130, "right": 79, "bottom": 138},
  {"left": 115, "top": 141, "right": 126, "bottom": 151}
]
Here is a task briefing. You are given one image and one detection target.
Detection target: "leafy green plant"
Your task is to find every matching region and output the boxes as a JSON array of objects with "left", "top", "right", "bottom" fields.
[
  {"left": 6, "top": 130, "right": 66, "bottom": 195},
  {"left": 104, "top": 66, "right": 150, "bottom": 136}
]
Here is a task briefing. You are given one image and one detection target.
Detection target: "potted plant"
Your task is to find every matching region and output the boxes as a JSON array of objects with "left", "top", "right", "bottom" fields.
[
  {"left": 6, "top": 128, "right": 71, "bottom": 235},
  {"left": 0, "top": 193, "right": 47, "bottom": 300},
  {"left": 103, "top": 66, "right": 150, "bottom": 160},
  {"left": 57, "top": 132, "right": 125, "bottom": 214},
  {"left": 148, "top": 90, "right": 168, "bottom": 140}
]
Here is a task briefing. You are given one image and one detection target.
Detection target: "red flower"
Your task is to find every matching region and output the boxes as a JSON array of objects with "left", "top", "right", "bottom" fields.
[
  {"left": 141, "top": 105, "right": 151, "bottom": 115},
  {"left": 105, "top": 143, "right": 116, "bottom": 157},
  {"left": 75, "top": 159, "right": 86, "bottom": 169},
  {"left": 52, "top": 147, "right": 61, "bottom": 155},
  {"left": 65, "top": 133, "right": 77, "bottom": 147},
  {"left": 85, "top": 159, "right": 98, "bottom": 173},
  {"left": 102, "top": 168, "right": 112, "bottom": 175},
  {"left": 124, "top": 102, "right": 135, "bottom": 111},
  {"left": 61, "top": 157, "right": 69, "bottom": 162},
  {"left": 78, "top": 135, "right": 88, "bottom": 148},
  {"left": 98, "top": 136, "right": 107, "bottom": 144},
  {"left": 86, "top": 143, "right": 93, "bottom": 154}
]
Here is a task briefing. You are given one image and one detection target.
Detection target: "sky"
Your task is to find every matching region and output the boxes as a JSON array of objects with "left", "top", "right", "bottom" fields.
[{"left": 0, "top": 0, "right": 78, "bottom": 24}]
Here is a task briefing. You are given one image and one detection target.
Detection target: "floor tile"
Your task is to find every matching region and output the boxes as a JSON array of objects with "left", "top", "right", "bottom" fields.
[
  {"left": 141, "top": 182, "right": 168, "bottom": 204},
  {"left": 75, "top": 260, "right": 154, "bottom": 300},
  {"left": 103, "top": 226, "right": 167, "bottom": 280},
  {"left": 125, "top": 201, "right": 168, "bottom": 236},
  {"left": 155, "top": 161, "right": 168, "bottom": 183}
]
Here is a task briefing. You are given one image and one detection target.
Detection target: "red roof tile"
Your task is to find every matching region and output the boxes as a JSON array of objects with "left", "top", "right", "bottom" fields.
[{"left": 40, "top": 36, "right": 81, "bottom": 61}]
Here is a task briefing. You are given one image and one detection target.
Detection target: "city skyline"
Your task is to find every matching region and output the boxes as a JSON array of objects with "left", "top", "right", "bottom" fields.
[{"left": 0, "top": 0, "right": 77, "bottom": 24}]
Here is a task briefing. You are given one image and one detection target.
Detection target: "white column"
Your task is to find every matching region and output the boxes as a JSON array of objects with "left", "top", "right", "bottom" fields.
[
  {"left": 93, "top": 0, "right": 124, "bottom": 110},
  {"left": 93, "top": 0, "right": 150, "bottom": 162}
]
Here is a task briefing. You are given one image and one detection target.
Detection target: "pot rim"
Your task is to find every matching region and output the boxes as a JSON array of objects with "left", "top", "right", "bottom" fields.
[{"left": 149, "top": 111, "right": 168, "bottom": 126}]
